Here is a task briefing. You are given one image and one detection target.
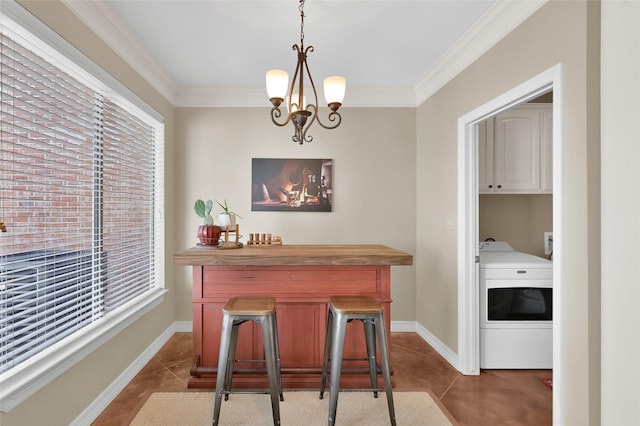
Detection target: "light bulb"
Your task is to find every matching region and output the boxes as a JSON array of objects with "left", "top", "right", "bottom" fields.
[{"left": 286, "top": 94, "right": 306, "bottom": 113}]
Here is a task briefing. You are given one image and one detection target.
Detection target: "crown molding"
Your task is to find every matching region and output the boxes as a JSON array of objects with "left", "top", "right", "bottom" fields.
[
  {"left": 175, "top": 86, "right": 417, "bottom": 108},
  {"left": 62, "top": 0, "right": 178, "bottom": 105},
  {"left": 63, "top": 0, "right": 546, "bottom": 108},
  {"left": 343, "top": 87, "right": 417, "bottom": 108},
  {"left": 414, "top": 0, "right": 548, "bottom": 106}
]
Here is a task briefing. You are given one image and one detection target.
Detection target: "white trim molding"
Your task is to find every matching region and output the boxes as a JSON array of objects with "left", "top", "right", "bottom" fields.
[
  {"left": 415, "top": 0, "right": 548, "bottom": 105},
  {"left": 71, "top": 320, "right": 189, "bottom": 426},
  {"left": 175, "top": 86, "right": 418, "bottom": 108},
  {"left": 0, "top": 289, "right": 167, "bottom": 413},
  {"left": 61, "top": 0, "right": 178, "bottom": 104},
  {"left": 456, "top": 63, "right": 563, "bottom": 424},
  {"left": 62, "top": 0, "right": 547, "bottom": 108},
  {"left": 392, "top": 321, "right": 459, "bottom": 370}
]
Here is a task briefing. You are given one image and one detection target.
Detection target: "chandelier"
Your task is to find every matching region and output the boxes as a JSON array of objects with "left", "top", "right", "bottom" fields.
[{"left": 266, "top": 0, "right": 346, "bottom": 144}]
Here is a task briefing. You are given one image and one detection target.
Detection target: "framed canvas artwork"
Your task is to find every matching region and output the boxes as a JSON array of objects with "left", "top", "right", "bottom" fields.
[{"left": 251, "top": 158, "right": 332, "bottom": 212}]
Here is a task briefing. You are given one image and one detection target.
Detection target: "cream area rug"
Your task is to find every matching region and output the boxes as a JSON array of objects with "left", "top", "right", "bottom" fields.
[{"left": 130, "top": 390, "right": 456, "bottom": 425}]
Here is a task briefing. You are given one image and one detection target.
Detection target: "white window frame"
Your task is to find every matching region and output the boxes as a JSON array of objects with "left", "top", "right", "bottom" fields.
[{"left": 0, "top": 1, "right": 166, "bottom": 412}]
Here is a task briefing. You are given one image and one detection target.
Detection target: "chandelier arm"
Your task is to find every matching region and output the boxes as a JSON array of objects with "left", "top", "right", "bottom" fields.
[
  {"left": 302, "top": 130, "right": 313, "bottom": 144},
  {"left": 293, "top": 126, "right": 313, "bottom": 145},
  {"left": 291, "top": 122, "right": 313, "bottom": 144},
  {"left": 270, "top": 107, "right": 290, "bottom": 127},
  {"left": 315, "top": 110, "right": 342, "bottom": 130},
  {"left": 302, "top": 45, "right": 317, "bottom": 111},
  {"left": 301, "top": 104, "right": 318, "bottom": 143},
  {"left": 288, "top": 45, "right": 303, "bottom": 112},
  {"left": 292, "top": 128, "right": 301, "bottom": 144}
]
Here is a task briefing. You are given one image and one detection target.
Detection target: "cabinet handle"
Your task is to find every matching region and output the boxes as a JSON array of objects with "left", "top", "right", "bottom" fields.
[
  {"left": 497, "top": 185, "right": 502, "bottom": 188},
  {"left": 488, "top": 185, "right": 493, "bottom": 188}
]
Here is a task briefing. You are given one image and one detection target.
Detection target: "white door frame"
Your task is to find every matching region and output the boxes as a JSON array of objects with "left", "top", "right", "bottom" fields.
[{"left": 456, "top": 64, "right": 563, "bottom": 423}]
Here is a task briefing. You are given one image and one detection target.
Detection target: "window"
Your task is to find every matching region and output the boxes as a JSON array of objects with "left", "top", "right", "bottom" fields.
[{"left": 0, "top": 3, "right": 164, "bottom": 411}]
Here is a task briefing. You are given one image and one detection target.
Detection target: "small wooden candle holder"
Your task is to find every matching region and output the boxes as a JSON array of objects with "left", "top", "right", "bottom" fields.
[{"left": 247, "top": 233, "right": 282, "bottom": 247}]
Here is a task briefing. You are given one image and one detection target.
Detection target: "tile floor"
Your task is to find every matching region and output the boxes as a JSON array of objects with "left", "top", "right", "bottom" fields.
[{"left": 91, "top": 332, "right": 552, "bottom": 425}]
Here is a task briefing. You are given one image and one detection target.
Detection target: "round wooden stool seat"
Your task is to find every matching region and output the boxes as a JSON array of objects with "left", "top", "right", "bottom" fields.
[
  {"left": 328, "top": 295, "right": 383, "bottom": 314},
  {"left": 223, "top": 296, "right": 276, "bottom": 315}
]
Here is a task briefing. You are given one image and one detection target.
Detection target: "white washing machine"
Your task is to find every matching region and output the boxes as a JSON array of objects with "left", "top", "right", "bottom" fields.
[{"left": 479, "top": 241, "right": 553, "bottom": 369}]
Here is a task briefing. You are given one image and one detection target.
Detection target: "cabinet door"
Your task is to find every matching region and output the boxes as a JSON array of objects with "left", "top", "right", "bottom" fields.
[
  {"left": 478, "top": 119, "right": 495, "bottom": 193},
  {"left": 494, "top": 109, "right": 542, "bottom": 192},
  {"left": 541, "top": 108, "right": 553, "bottom": 193},
  {"left": 276, "top": 302, "right": 324, "bottom": 368}
]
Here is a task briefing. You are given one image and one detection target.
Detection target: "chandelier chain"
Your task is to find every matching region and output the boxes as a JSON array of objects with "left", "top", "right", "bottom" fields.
[{"left": 299, "top": 0, "right": 305, "bottom": 47}]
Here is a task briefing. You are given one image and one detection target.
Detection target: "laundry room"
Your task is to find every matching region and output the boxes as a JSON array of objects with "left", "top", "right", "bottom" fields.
[{"left": 477, "top": 93, "right": 554, "bottom": 371}]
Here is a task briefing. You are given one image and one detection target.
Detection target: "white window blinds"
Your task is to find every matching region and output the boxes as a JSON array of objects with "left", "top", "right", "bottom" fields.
[{"left": 0, "top": 13, "right": 164, "bottom": 376}]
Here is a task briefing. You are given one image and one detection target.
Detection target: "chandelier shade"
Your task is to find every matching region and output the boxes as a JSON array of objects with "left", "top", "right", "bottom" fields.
[
  {"left": 265, "top": 69, "right": 289, "bottom": 100},
  {"left": 266, "top": 0, "right": 345, "bottom": 144},
  {"left": 323, "top": 76, "right": 346, "bottom": 108}
]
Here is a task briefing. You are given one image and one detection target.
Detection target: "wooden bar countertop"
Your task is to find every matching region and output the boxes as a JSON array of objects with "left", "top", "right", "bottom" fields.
[{"left": 172, "top": 244, "right": 413, "bottom": 266}]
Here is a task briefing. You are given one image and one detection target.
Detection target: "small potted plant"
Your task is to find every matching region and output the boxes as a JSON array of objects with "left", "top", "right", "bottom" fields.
[
  {"left": 194, "top": 199, "right": 222, "bottom": 245},
  {"left": 215, "top": 199, "right": 243, "bottom": 230}
]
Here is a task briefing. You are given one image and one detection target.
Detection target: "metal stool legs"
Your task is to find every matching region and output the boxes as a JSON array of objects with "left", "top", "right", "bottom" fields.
[
  {"left": 364, "top": 318, "right": 379, "bottom": 398},
  {"left": 212, "top": 297, "right": 282, "bottom": 426},
  {"left": 222, "top": 312, "right": 284, "bottom": 403},
  {"left": 319, "top": 296, "right": 396, "bottom": 426}
]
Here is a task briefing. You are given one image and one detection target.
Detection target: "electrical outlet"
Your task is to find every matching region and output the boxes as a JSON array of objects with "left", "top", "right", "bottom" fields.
[{"left": 544, "top": 232, "right": 553, "bottom": 255}]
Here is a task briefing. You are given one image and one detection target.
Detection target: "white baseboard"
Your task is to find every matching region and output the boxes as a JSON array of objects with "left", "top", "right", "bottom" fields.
[
  {"left": 390, "top": 320, "right": 416, "bottom": 332},
  {"left": 72, "top": 322, "right": 188, "bottom": 425},
  {"left": 391, "top": 320, "right": 460, "bottom": 371},
  {"left": 173, "top": 320, "right": 193, "bottom": 333},
  {"left": 76, "top": 320, "right": 459, "bottom": 425}
]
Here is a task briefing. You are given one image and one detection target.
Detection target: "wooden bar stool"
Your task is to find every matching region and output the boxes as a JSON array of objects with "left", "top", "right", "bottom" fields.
[
  {"left": 319, "top": 295, "right": 395, "bottom": 426},
  {"left": 212, "top": 296, "right": 283, "bottom": 426}
]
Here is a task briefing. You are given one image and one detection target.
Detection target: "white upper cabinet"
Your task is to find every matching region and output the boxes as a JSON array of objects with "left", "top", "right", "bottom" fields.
[
  {"left": 479, "top": 103, "right": 552, "bottom": 194},
  {"left": 541, "top": 106, "right": 553, "bottom": 192},
  {"left": 478, "top": 119, "right": 494, "bottom": 191}
]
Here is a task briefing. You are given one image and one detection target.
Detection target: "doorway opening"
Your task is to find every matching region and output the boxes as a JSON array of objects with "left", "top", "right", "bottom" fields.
[{"left": 456, "top": 64, "right": 563, "bottom": 424}]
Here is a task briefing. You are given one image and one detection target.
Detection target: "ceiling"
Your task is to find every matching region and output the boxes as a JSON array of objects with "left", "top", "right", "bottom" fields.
[{"left": 62, "top": 1, "right": 545, "bottom": 107}]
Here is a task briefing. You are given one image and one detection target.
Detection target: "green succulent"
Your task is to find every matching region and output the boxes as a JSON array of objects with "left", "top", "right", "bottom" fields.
[
  {"left": 216, "top": 199, "right": 243, "bottom": 220},
  {"left": 194, "top": 199, "right": 214, "bottom": 225}
]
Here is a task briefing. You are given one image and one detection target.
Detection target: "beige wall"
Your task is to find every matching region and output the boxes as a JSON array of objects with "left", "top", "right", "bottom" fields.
[
  {"left": 173, "top": 107, "right": 417, "bottom": 322},
  {"left": 600, "top": 1, "right": 640, "bottom": 423},
  {"left": 479, "top": 194, "right": 552, "bottom": 258},
  {"left": 416, "top": 1, "right": 600, "bottom": 424},
  {"left": 2, "top": 2, "right": 178, "bottom": 426}
]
